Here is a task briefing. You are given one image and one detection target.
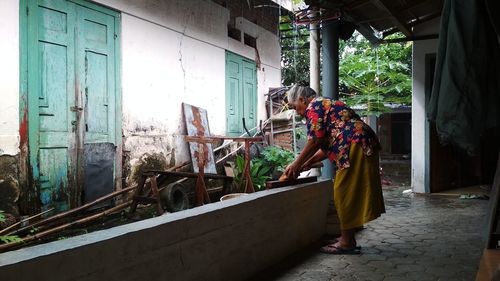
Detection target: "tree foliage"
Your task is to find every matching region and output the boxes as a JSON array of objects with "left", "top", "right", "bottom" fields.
[
  {"left": 340, "top": 32, "right": 412, "bottom": 116},
  {"left": 280, "top": 21, "right": 412, "bottom": 116}
]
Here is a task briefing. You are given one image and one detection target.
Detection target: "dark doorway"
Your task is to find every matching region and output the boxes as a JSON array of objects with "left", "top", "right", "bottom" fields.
[
  {"left": 391, "top": 113, "right": 411, "bottom": 154},
  {"left": 427, "top": 54, "right": 500, "bottom": 192}
]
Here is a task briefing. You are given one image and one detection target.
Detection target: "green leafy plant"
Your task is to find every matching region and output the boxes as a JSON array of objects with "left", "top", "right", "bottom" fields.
[
  {"left": 30, "top": 227, "right": 39, "bottom": 234},
  {"left": 233, "top": 155, "right": 271, "bottom": 191},
  {"left": 261, "top": 146, "right": 295, "bottom": 173},
  {"left": 0, "top": 210, "right": 24, "bottom": 245},
  {"left": 0, "top": 235, "right": 23, "bottom": 244},
  {"left": 295, "top": 127, "right": 306, "bottom": 140}
]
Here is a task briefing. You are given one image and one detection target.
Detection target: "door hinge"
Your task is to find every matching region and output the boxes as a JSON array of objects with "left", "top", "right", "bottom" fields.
[
  {"left": 114, "top": 33, "right": 117, "bottom": 39},
  {"left": 26, "top": 6, "right": 29, "bottom": 15}
]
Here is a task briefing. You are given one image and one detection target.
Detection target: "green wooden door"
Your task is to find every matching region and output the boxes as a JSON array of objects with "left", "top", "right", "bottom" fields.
[
  {"left": 78, "top": 5, "right": 116, "bottom": 144},
  {"left": 24, "top": 0, "right": 120, "bottom": 211},
  {"left": 225, "top": 52, "right": 257, "bottom": 136}
]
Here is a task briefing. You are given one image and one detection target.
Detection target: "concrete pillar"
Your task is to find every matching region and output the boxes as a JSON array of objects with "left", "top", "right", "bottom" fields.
[
  {"left": 320, "top": 19, "right": 340, "bottom": 180},
  {"left": 309, "top": 9, "right": 320, "bottom": 94},
  {"left": 366, "top": 115, "right": 378, "bottom": 134}
]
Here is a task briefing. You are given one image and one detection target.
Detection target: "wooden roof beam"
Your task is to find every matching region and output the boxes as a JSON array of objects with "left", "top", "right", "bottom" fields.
[
  {"left": 382, "top": 10, "right": 441, "bottom": 38},
  {"left": 343, "top": 13, "right": 381, "bottom": 44},
  {"left": 372, "top": 0, "right": 413, "bottom": 37}
]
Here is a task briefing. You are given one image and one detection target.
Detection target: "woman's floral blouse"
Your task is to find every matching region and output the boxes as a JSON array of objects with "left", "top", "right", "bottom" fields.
[{"left": 305, "top": 97, "right": 380, "bottom": 170}]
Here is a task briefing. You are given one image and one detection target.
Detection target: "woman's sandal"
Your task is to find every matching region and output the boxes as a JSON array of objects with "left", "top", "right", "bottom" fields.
[
  {"left": 320, "top": 245, "right": 361, "bottom": 255},
  {"left": 325, "top": 238, "right": 361, "bottom": 249}
]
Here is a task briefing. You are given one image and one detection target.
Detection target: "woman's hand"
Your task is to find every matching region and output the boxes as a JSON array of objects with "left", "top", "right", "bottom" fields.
[
  {"left": 282, "top": 161, "right": 301, "bottom": 181},
  {"left": 281, "top": 138, "right": 325, "bottom": 181}
]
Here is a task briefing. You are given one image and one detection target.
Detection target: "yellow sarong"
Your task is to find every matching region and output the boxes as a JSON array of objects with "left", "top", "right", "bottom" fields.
[{"left": 333, "top": 143, "right": 386, "bottom": 230}]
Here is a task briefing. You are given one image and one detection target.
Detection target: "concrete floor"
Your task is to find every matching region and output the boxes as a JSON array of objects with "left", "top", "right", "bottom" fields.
[{"left": 250, "top": 186, "right": 490, "bottom": 281}]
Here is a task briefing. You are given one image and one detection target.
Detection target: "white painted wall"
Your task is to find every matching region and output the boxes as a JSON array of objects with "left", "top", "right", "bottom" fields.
[
  {"left": 0, "top": 1, "right": 19, "bottom": 156},
  {"left": 92, "top": 0, "right": 282, "bottom": 177},
  {"left": 411, "top": 18, "right": 440, "bottom": 193}
]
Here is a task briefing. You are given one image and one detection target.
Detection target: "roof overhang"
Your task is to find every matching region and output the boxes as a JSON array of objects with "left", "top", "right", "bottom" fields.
[{"left": 303, "top": 0, "right": 443, "bottom": 44}]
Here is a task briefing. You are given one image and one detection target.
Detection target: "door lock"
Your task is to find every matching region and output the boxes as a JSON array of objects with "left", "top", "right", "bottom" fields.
[{"left": 70, "top": 106, "right": 83, "bottom": 112}]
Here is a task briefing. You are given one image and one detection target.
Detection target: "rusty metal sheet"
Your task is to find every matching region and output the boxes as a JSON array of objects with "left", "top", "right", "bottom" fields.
[
  {"left": 182, "top": 103, "right": 217, "bottom": 174},
  {"left": 83, "top": 143, "right": 115, "bottom": 207}
]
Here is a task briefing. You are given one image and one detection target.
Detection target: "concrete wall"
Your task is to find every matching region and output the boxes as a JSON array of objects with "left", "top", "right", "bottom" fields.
[
  {"left": 411, "top": 18, "right": 440, "bottom": 193},
  {"left": 0, "top": 180, "right": 330, "bottom": 281}
]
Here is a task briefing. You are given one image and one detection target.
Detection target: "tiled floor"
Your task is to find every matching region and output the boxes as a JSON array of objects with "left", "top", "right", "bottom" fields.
[{"left": 251, "top": 187, "right": 489, "bottom": 281}]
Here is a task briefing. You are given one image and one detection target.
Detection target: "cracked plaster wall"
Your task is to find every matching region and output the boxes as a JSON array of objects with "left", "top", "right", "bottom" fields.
[{"left": 93, "top": 0, "right": 282, "bottom": 185}]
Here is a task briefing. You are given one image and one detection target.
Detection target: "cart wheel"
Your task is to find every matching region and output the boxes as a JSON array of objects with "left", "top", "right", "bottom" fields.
[{"left": 161, "top": 182, "right": 189, "bottom": 212}]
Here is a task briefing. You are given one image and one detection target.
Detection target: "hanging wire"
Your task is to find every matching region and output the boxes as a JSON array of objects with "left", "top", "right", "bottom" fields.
[{"left": 375, "top": 46, "right": 380, "bottom": 115}]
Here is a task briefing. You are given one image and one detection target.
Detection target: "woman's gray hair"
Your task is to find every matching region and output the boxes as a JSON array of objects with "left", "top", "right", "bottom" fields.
[{"left": 287, "top": 84, "right": 318, "bottom": 103}]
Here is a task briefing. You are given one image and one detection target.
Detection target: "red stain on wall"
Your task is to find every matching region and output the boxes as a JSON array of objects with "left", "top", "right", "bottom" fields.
[{"left": 19, "top": 109, "right": 28, "bottom": 150}]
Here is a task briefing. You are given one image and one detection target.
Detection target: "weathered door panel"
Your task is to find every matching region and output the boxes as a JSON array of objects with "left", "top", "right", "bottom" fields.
[
  {"left": 242, "top": 60, "right": 257, "bottom": 131},
  {"left": 226, "top": 54, "right": 243, "bottom": 135},
  {"left": 34, "top": 0, "right": 77, "bottom": 211},
  {"left": 76, "top": 4, "right": 117, "bottom": 203},
  {"left": 25, "top": 0, "right": 120, "bottom": 211},
  {"left": 225, "top": 52, "right": 257, "bottom": 136}
]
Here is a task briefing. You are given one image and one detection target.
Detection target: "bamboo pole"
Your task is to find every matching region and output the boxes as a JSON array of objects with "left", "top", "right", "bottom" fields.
[
  {"left": 0, "top": 208, "right": 55, "bottom": 235},
  {"left": 0, "top": 202, "right": 131, "bottom": 253},
  {"left": 7, "top": 186, "right": 136, "bottom": 236},
  {"left": 1, "top": 161, "right": 190, "bottom": 250}
]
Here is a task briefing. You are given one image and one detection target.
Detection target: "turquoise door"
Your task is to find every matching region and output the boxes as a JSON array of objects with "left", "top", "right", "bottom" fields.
[
  {"left": 23, "top": 0, "right": 121, "bottom": 211},
  {"left": 242, "top": 60, "right": 257, "bottom": 131},
  {"left": 225, "top": 52, "right": 257, "bottom": 136}
]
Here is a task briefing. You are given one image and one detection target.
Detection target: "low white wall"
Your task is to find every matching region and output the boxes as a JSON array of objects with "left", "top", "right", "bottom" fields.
[
  {"left": 0, "top": 180, "right": 330, "bottom": 281},
  {"left": 411, "top": 18, "right": 440, "bottom": 193}
]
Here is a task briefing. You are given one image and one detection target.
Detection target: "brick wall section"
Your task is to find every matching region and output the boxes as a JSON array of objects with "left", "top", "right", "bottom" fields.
[
  {"left": 212, "top": 0, "right": 280, "bottom": 35},
  {"left": 274, "top": 132, "right": 293, "bottom": 152}
]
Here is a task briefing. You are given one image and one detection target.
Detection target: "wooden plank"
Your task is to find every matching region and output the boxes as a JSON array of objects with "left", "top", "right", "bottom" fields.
[
  {"left": 486, "top": 154, "right": 500, "bottom": 249},
  {"left": 265, "top": 176, "right": 317, "bottom": 189},
  {"left": 476, "top": 249, "right": 500, "bottom": 280},
  {"left": 143, "top": 170, "right": 232, "bottom": 180}
]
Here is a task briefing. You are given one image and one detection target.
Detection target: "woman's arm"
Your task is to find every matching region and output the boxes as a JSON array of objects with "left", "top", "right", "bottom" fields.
[
  {"left": 301, "top": 149, "right": 327, "bottom": 171},
  {"left": 283, "top": 137, "right": 325, "bottom": 180}
]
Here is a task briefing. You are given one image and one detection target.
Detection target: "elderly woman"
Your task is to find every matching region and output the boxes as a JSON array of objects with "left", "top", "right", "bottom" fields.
[{"left": 283, "top": 84, "right": 385, "bottom": 254}]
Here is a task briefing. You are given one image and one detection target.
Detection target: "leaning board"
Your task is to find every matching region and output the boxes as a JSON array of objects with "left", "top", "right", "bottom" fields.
[{"left": 182, "top": 103, "right": 217, "bottom": 174}]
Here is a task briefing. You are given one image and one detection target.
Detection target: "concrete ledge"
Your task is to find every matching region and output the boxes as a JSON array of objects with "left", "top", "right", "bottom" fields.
[{"left": 0, "top": 180, "right": 330, "bottom": 281}]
